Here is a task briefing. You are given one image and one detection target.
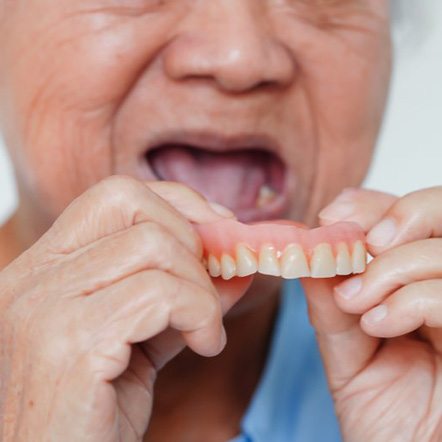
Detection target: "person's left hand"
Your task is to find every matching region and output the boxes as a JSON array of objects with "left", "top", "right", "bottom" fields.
[{"left": 302, "top": 187, "right": 442, "bottom": 442}]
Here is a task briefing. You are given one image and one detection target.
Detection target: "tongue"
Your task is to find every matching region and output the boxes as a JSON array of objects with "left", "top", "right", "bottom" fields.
[{"left": 149, "top": 145, "right": 271, "bottom": 210}]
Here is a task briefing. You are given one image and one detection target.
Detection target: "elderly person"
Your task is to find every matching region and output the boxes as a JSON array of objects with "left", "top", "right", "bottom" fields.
[{"left": 0, "top": 1, "right": 441, "bottom": 441}]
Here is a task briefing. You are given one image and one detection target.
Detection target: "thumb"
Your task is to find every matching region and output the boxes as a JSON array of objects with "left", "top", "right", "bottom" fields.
[{"left": 302, "top": 276, "right": 378, "bottom": 392}]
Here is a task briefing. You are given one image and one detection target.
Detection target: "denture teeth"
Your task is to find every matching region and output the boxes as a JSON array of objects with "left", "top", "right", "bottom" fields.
[
  {"left": 236, "top": 244, "right": 258, "bottom": 277},
  {"left": 336, "top": 242, "right": 353, "bottom": 276},
  {"left": 311, "top": 243, "right": 337, "bottom": 278},
  {"left": 208, "top": 255, "right": 221, "bottom": 278},
  {"left": 207, "top": 239, "right": 366, "bottom": 280},
  {"left": 352, "top": 241, "right": 366, "bottom": 274},
  {"left": 256, "top": 185, "right": 278, "bottom": 208},
  {"left": 280, "top": 244, "right": 310, "bottom": 279},
  {"left": 258, "top": 244, "right": 281, "bottom": 276},
  {"left": 221, "top": 254, "right": 237, "bottom": 280},
  {"left": 202, "top": 256, "right": 208, "bottom": 269}
]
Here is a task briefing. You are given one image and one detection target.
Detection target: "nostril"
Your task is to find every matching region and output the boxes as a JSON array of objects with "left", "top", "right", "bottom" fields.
[{"left": 162, "top": 26, "right": 296, "bottom": 93}]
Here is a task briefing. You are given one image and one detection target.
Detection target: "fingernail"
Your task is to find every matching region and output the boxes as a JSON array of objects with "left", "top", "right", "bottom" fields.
[
  {"left": 335, "top": 277, "right": 362, "bottom": 300},
  {"left": 319, "top": 202, "right": 354, "bottom": 222},
  {"left": 209, "top": 202, "right": 236, "bottom": 219},
  {"left": 367, "top": 218, "right": 397, "bottom": 248},
  {"left": 363, "top": 305, "right": 388, "bottom": 324}
]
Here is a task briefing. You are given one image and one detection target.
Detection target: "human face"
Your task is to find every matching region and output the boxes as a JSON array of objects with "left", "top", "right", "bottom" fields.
[{"left": 0, "top": 0, "right": 391, "bottom": 228}]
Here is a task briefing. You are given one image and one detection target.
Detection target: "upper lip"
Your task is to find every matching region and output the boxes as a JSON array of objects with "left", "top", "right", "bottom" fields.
[{"left": 143, "top": 129, "right": 281, "bottom": 155}]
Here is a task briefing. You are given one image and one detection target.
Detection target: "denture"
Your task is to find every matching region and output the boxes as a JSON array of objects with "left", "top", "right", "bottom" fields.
[{"left": 195, "top": 219, "right": 366, "bottom": 280}]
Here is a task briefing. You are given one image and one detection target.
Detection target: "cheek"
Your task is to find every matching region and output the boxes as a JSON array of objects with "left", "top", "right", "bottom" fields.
[
  {"left": 0, "top": 9, "right": 178, "bottom": 218},
  {"left": 278, "top": 15, "right": 392, "bottom": 216},
  {"left": 2, "top": 75, "right": 114, "bottom": 216}
]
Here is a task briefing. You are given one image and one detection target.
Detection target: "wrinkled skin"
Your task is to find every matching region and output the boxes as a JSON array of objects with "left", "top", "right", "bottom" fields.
[
  {"left": 0, "top": 0, "right": 390, "bottom": 225},
  {"left": 309, "top": 187, "right": 442, "bottom": 441},
  {"left": 0, "top": 0, "right": 441, "bottom": 441},
  {"left": 0, "top": 178, "right": 252, "bottom": 441}
]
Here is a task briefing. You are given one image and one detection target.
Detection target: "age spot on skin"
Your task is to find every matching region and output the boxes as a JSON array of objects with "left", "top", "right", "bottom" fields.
[{"left": 195, "top": 219, "right": 367, "bottom": 280}]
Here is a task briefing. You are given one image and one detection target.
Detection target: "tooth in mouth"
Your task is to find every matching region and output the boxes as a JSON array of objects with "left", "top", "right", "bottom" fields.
[
  {"left": 197, "top": 219, "right": 367, "bottom": 280},
  {"left": 256, "top": 185, "right": 278, "bottom": 209}
]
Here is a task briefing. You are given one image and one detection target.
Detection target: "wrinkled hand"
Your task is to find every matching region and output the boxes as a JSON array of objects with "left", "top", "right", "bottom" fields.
[
  {"left": 0, "top": 176, "right": 251, "bottom": 442},
  {"left": 303, "top": 187, "right": 442, "bottom": 442}
]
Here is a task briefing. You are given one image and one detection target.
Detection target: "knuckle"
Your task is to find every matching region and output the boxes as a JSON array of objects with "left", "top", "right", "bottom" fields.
[
  {"left": 133, "top": 222, "right": 177, "bottom": 258},
  {"left": 134, "top": 221, "right": 202, "bottom": 267},
  {"left": 147, "top": 271, "right": 219, "bottom": 328},
  {"left": 136, "top": 221, "right": 170, "bottom": 244},
  {"left": 100, "top": 174, "right": 138, "bottom": 189},
  {"left": 185, "top": 226, "right": 203, "bottom": 256},
  {"left": 153, "top": 181, "right": 206, "bottom": 201},
  {"left": 96, "top": 175, "right": 145, "bottom": 202},
  {"left": 83, "top": 341, "right": 131, "bottom": 381},
  {"left": 398, "top": 187, "right": 442, "bottom": 215}
]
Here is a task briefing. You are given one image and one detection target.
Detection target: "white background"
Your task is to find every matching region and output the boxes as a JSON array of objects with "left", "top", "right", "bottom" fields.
[{"left": 1, "top": 2, "right": 441, "bottom": 224}]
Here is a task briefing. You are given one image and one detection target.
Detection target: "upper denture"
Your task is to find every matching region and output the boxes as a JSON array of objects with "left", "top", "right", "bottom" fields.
[{"left": 195, "top": 219, "right": 366, "bottom": 280}]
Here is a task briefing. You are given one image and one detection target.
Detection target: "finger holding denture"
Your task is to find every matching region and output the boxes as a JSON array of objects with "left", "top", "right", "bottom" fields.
[{"left": 195, "top": 219, "right": 366, "bottom": 280}]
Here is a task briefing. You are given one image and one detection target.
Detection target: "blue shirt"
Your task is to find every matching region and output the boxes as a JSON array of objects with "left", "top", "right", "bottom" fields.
[{"left": 231, "top": 280, "right": 342, "bottom": 442}]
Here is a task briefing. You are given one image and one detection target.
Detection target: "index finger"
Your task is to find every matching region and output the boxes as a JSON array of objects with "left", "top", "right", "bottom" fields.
[
  {"left": 39, "top": 176, "right": 231, "bottom": 258},
  {"left": 366, "top": 186, "right": 442, "bottom": 255},
  {"left": 319, "top": 188, "right": 397, "bottom": 232}
]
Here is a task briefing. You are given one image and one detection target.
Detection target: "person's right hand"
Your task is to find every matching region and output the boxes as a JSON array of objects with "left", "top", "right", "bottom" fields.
[{"left": 0, "top": 176, "right": 251, "bottom": 442}]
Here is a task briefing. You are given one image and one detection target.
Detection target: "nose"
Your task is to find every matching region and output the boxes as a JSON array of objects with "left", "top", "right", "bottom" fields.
[{"left": 162, "top": 2, "right": 296, "bottom": 93}]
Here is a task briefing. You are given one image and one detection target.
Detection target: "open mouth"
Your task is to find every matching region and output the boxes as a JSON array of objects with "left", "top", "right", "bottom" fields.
[{"left": 146, "top": 141, "right": 289, "bottom": 222}]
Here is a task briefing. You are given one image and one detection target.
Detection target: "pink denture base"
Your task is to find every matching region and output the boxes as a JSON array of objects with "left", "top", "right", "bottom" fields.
[{"left": 195, "top": 219, "right": 365, "bottom": 258}]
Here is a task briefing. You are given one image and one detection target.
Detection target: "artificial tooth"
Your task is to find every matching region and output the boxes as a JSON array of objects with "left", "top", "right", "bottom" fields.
[
  {"left": 280, "top": 244, "right": 310, "bottom": 279},
  {"left": 236, "top": 244, "right": 258, "bottom": 277},
  {"left": 208, "top": 255, "right": 221, "bottom": 277},
  {"left": 202, "top": 256, "right": 208, "bottom": 269},
  {"left": 310, "top": 243, "right": 336, "bottom": 278},
  {"left": 352, "top": 241, "right": 367, "bottom": 274},
  {"left": 221, "top": 254, "right": 237, "bottom": 280},
  {"left": 256, "top": 185, "right": 278, "bottom": 208},
  {"left": 336, "top": 243, "right": 353, "bottom": 276},
  {"left": 258, "top": 244, "right": 281, "bottom": 276}
]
